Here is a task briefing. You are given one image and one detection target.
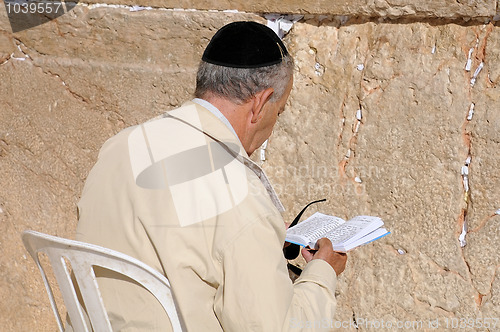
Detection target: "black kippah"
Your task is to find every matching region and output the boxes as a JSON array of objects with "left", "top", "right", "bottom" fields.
[{"left": 202, "top": 21, "right": 289, "bottom": 68}]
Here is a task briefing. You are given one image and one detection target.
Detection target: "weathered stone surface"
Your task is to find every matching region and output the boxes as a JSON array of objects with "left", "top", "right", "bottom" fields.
[
  {"left": 266, "top": 16, "right": 500, "bottom": 329},
  {"left": 462, "top": 23, "right": 500, "bottom": 314},
  {"left": 0, "top": 6, "right": 259, "bottom": 331},
  {"left": 1, "top": 4, "right": 500, "bottom": 331},
  {"left": 78, "top": 0, "right": 498, "bottom": 19}
]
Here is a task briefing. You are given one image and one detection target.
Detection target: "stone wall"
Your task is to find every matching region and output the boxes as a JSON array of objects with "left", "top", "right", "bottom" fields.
[
  {"left": 1, "top": 1, "right": 499, "bottom": 330},
  {"left": 71, "top": 0, "right": 500, "bottom": 18}
]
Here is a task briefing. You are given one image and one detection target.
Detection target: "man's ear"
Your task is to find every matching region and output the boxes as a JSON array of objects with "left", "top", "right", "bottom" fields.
[{"left": 250, "top": 88, "right": 274, "bottom": 123}]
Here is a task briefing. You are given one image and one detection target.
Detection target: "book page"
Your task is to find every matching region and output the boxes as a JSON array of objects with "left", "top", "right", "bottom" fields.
[
  {"left": 286, "top": 212, "right": 345, "bottom": 246},
  {"left": 334, "top": 227, "right": 389, "bottom": 252},
  {"left": 326, "top": 215, "right": 383, "bottom": 246},
  {"left": 348, "top": 227, "right": 389, "bottom": 246}
]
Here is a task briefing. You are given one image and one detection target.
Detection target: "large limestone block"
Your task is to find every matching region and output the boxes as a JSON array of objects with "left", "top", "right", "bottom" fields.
[
  {"left": 0, "top": 60, "right": 99, "bottom": 332},
  {"left": 80, "top": 0, "right": 497, "bottom": 19},
  {"left": 463, "top": 23, "right": 500, "bottom": 318},
  {"left": 0, "top": 6, "right": 259, "bottom": 331},
  {"left": 265, "top": 17, "right": 500, "bottom": 327}
]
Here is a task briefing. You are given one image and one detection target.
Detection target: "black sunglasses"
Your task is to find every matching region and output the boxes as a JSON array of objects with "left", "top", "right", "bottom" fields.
[{"left": 283, "top": 198, "right": 326, "bottom": 275}]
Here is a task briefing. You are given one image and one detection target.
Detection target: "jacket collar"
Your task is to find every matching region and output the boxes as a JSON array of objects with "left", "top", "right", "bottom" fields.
[
  {"left": 169, "top": 100, "right": 248, "bottom": 159},
  {"left": 164, "top": 101, "right": 285, "bottom": 213}
]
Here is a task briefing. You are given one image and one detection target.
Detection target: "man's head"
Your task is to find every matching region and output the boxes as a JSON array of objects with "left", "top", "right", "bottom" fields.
[
  {"left": 195, "top": 21, "right": 293, "bottom": 105},
  {"left": 195, "top": 21, "right": 294, "bottom": 155},
  {"left": 195, "top": 56, "right": 293, "bottom": 105}
]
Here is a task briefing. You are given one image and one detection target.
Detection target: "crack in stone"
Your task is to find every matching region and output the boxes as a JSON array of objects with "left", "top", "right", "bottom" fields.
[
  {"left": 448, "top": 25, "right": 497, "bottom": 310},
  {"left": 457, "top": 22, "right": 495, "bottom": 251},
  {"left": 338, "top": 88, "right": 366, "bottom": 183},
  {"left": 11, "top": 38, "right": 89, "bottom": 104},
  {"left": 337, "top": 97, "right": 347, "bottom": 151},
  {"left": 0, "top": 53, "right": 12, "bottom": 66},
  {"left": 482, "top": 265, "right": 500, "bottom": 305},
  {"left": 425, "top": 252, "right": 468, "bottom": 282},
  {"left": 419, "top": 251, "right": 488, "bottom": 311},
  {"left": 7, "top": 143, "right": 75, "bottom": 194},
  {"left": 469, "top": 211, "right": 500, "bottom": 233}
]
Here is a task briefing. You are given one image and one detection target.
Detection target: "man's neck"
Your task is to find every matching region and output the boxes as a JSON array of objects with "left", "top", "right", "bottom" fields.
[
  {"left": 192, "top": 98, "right": 238, "bottom": 138},
  {"left": 200, "top": 95, "right": 254, "bottom": 155}
]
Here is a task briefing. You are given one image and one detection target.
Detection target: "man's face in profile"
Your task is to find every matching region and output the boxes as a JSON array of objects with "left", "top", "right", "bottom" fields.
[{"left": 251, "top": 77, "right": 293, "bottom": 154}]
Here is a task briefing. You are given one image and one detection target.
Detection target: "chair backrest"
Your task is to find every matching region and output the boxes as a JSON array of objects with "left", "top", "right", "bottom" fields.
[{"left": 22, "top": 230, "right": 184, "bottom": 332}]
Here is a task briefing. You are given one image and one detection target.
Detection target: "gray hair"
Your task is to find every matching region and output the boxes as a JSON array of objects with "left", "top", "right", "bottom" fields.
[{"left": 194, "top": 55, "right": 294, "bottom": 104}]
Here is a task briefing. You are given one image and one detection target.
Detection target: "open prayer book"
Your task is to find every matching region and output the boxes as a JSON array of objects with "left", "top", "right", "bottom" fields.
[{"left": 285, "top": 212, "right": 389, "bottom": 252}]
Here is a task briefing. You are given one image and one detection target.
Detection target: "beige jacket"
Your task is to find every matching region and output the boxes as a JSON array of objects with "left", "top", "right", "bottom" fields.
[{"left": 75, "top": 101, "right": 337, "bottom": 331}]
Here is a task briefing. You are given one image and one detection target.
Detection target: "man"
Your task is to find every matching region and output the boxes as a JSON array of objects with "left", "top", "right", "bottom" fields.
[{"left": 75, "top": 21, "right": 347, "bottom": 331}]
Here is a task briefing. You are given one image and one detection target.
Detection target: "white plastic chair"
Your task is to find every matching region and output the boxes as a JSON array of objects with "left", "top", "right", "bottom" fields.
[{"left": 22, "top": 230, "right": 184, "bottom": 332}]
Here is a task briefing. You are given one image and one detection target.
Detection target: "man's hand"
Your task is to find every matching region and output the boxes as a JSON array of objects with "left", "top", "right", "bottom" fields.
[{"left": 301, "top": 238, "right": 347, "bottom": 276}]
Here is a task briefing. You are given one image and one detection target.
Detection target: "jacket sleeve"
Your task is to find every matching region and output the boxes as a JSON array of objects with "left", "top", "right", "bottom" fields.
[{"left": 214, "top": 214, "right": 338, "bottom": 331}]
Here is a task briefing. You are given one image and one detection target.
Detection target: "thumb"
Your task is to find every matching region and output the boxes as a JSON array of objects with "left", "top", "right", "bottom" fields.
[{"left": 315, "top": 237, "right": 333, "bottom": 250}]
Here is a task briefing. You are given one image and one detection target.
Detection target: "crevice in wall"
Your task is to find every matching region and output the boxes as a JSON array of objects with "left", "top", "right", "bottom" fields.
[
  {"left": 351, "top": 311, "right": 359, "bottom": 329},
  {"left": 454, "top": 22, "right": 496, "bottom": 310},
  {"left": 336, "top": 98, "right": 347, "bottom": 151},
  {"left": 79, "top": 2, "right": 249, "bottom": 14},
  {"left": 10, "top": 38, "right": 90, "bottom": 104},
  {"left": 338, "top": 66, "right": 367, "bottom": 181},
  {"left": 0, "top": 53, "right": 12, "bottom": 66},
  {"left": 481, "top": 265, "right": 500, "bottom": 306},
  {"left": 456, "top": 24, "right": 492, "bottom": 250},
  {"left": 337, "top": 42, "right": 371, "bottom": 193},
  {"left": 458, "top": 23, "right": 494, "bottom": 243},
  {"left": 66, "top": 1, "right": 500, "bottom": 26}
]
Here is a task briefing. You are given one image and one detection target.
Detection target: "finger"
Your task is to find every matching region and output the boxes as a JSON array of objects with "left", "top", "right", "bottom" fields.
[
  {"left": 315, "top": 237, "right": 333, "bottom": 250},
  {"left": 301, "top": 247, "right": 314, "bottom": 262},
  {"left": 334, "top": 251, "right": 348, "bottom": 264}
]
